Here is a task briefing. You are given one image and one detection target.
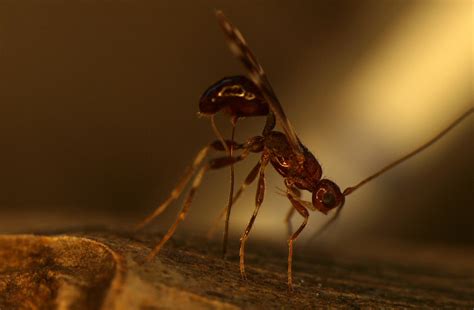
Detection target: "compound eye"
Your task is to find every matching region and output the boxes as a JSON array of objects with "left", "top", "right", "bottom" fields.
[
  {"left": 322, "top": 192, "right": 336, "bottom": 208},
  {"left": 312, "top": 179, "right": 344, "bottom": 213}
]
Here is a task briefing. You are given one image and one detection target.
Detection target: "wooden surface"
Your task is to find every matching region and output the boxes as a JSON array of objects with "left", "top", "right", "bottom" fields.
[{"left": 0, "top": 230, "right": 473, "bottom": 309}]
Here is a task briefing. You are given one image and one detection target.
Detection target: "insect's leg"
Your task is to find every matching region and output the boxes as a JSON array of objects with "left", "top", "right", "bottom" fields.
[
  {"left": 305, "top": 203, "right": 345, "bottom": 245},
  {"left": 145, "top": 151, "right": 250, "bottom": 262},
  {"left": 207, "top": 135, "right": 265, "bottom": 239},
  {"left": 145, "top": 164, "right": 208, "bottom": 261},
  {"left": 135, "top": 145, "right": 210, "bottom": 231},
  {"left": 284, "top": 187, "right": 301, "bottom": 237},
  {"left": 239, "top": 154, "right": 270, "bottom": 280},
  {"left": 135, "top": 140, "right": 244, "bottom": 231},
  {"left": 285, "top": 207, "right": 296, "bottom": 237},
  {"left": 262, "top": 112, "right": 276, "bottom": 136},
  {"left": 206, "top": 161, "right": 261, "bottom": 239},
  {"left": 210, "top": 115, "right": 230, "bottom": 153},
  {"left": 222, "top": 118, "right": 238, "bottom": 258},
  {"left": 286, "top": 193, "right": 310, "bottom": 291}
]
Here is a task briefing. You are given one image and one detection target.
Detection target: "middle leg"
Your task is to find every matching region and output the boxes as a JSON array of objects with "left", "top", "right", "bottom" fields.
[
  {"left": 206, "top": 160, "right": 262, "bottom": 239},
  {"left": 239, "top": 153, "right": 270, "bottom": 279}
]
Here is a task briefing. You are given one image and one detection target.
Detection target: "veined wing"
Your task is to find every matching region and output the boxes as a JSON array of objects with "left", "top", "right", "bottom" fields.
[{"left": 215, "top": 10, "right": 303, "bottom": 156}]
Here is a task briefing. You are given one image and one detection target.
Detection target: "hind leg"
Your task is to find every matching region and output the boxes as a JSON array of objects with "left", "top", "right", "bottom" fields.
[
  {"left": 135, "top": 139, "right": 246, "bottom": 231},
  {"left": 145, "top": 151, "right": 252, "bottom": 262}
]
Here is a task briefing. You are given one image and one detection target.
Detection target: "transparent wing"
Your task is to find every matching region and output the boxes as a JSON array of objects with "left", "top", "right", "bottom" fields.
[{"left": 215, "top": 10, "right": 303, "bottom": 156}]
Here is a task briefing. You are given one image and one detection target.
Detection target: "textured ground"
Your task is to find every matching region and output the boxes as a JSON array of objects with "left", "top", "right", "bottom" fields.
[{"left": 0, "top": 230, "right": 473, "bottom": 309}]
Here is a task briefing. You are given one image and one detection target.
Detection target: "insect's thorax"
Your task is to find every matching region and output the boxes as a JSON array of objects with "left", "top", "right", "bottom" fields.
[{"left": 264, "top": 131, "right": 322, "bottom": 191}]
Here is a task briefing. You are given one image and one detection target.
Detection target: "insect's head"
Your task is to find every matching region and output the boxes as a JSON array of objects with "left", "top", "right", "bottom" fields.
[{"left": 312, "top": 179, "right": 345, "bottom": 214}]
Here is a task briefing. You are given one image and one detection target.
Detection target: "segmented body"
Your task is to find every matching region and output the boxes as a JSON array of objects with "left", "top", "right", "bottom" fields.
[{"left": 263, "top": 131, "right": 323, "bottom": 192}]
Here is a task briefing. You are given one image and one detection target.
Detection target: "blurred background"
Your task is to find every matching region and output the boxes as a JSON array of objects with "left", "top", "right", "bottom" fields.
[{"left": 0, "top": 1, "right": 472, "bottom": 249}]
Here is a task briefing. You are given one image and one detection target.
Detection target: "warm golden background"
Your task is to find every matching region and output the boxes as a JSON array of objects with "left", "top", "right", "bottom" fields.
[{"left": 0, "top": 1, "right": 472, "bottom": 247}]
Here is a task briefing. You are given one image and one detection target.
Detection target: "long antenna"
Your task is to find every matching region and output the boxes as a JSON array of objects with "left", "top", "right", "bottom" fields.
[{"left": 343, "top": 107, "right": 473, "bottom": 196}]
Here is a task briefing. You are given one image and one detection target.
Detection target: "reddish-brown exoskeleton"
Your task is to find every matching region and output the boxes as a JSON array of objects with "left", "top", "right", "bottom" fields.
[
  {"left": 198, "top": 75, "right": 272, "bottom": 258},
  {"left": 136, "top": 11, "right": 473, "bottom": 291}
]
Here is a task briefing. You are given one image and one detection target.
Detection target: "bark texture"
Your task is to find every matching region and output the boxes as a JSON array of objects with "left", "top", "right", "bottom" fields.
[{"left": 0, "top": 231, "right": 473, "bottom": 309}]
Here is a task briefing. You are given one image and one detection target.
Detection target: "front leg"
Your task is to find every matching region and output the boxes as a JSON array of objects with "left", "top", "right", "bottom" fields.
[
  {"left": 286, "top": 189, "right": 310, "bottom": 291},
  {"left": 284, "top": 186, "right": 301, "bottom": 237}
]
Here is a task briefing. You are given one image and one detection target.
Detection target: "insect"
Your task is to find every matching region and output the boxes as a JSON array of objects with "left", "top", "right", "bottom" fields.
[{"left": 136, "top": 10, "right": 473, "bottom": 290}]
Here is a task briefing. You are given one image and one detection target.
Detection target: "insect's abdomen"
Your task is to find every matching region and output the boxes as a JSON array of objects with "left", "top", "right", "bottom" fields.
[
  {"left": 265, "top": 131, "right": 322, "bottom": 190},
  {"left": 199, "top": 76, "right": 269, "bottom": 117}
]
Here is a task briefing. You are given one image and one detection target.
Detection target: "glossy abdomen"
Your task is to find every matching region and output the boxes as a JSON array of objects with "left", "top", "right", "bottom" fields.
[{"left": 199, "top": 76, "right": 269, "bottom": 117}]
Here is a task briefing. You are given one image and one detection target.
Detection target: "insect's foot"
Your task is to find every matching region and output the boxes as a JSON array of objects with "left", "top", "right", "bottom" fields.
[
  {"left": 287, "top": 282, "right": 294, "bottom": 293},
  {"left": 240, "top": 269, "right": 247, "bottom": 280},
  {"left": 144, "top": 252, "right": 156, "bottom": 263},
  {"left": 145, "top": 244, "right": 164, "bottom": 263}
]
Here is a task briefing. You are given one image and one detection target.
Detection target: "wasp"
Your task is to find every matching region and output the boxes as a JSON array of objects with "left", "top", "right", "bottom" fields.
[{"left": 136, "top": 11, "right": 473, "bottom": 290}]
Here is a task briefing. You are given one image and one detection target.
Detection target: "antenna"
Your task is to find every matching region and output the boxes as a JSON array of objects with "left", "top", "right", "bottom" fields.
[{"left": 343, "top": 107, "right": 473, "bottom": 196}]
